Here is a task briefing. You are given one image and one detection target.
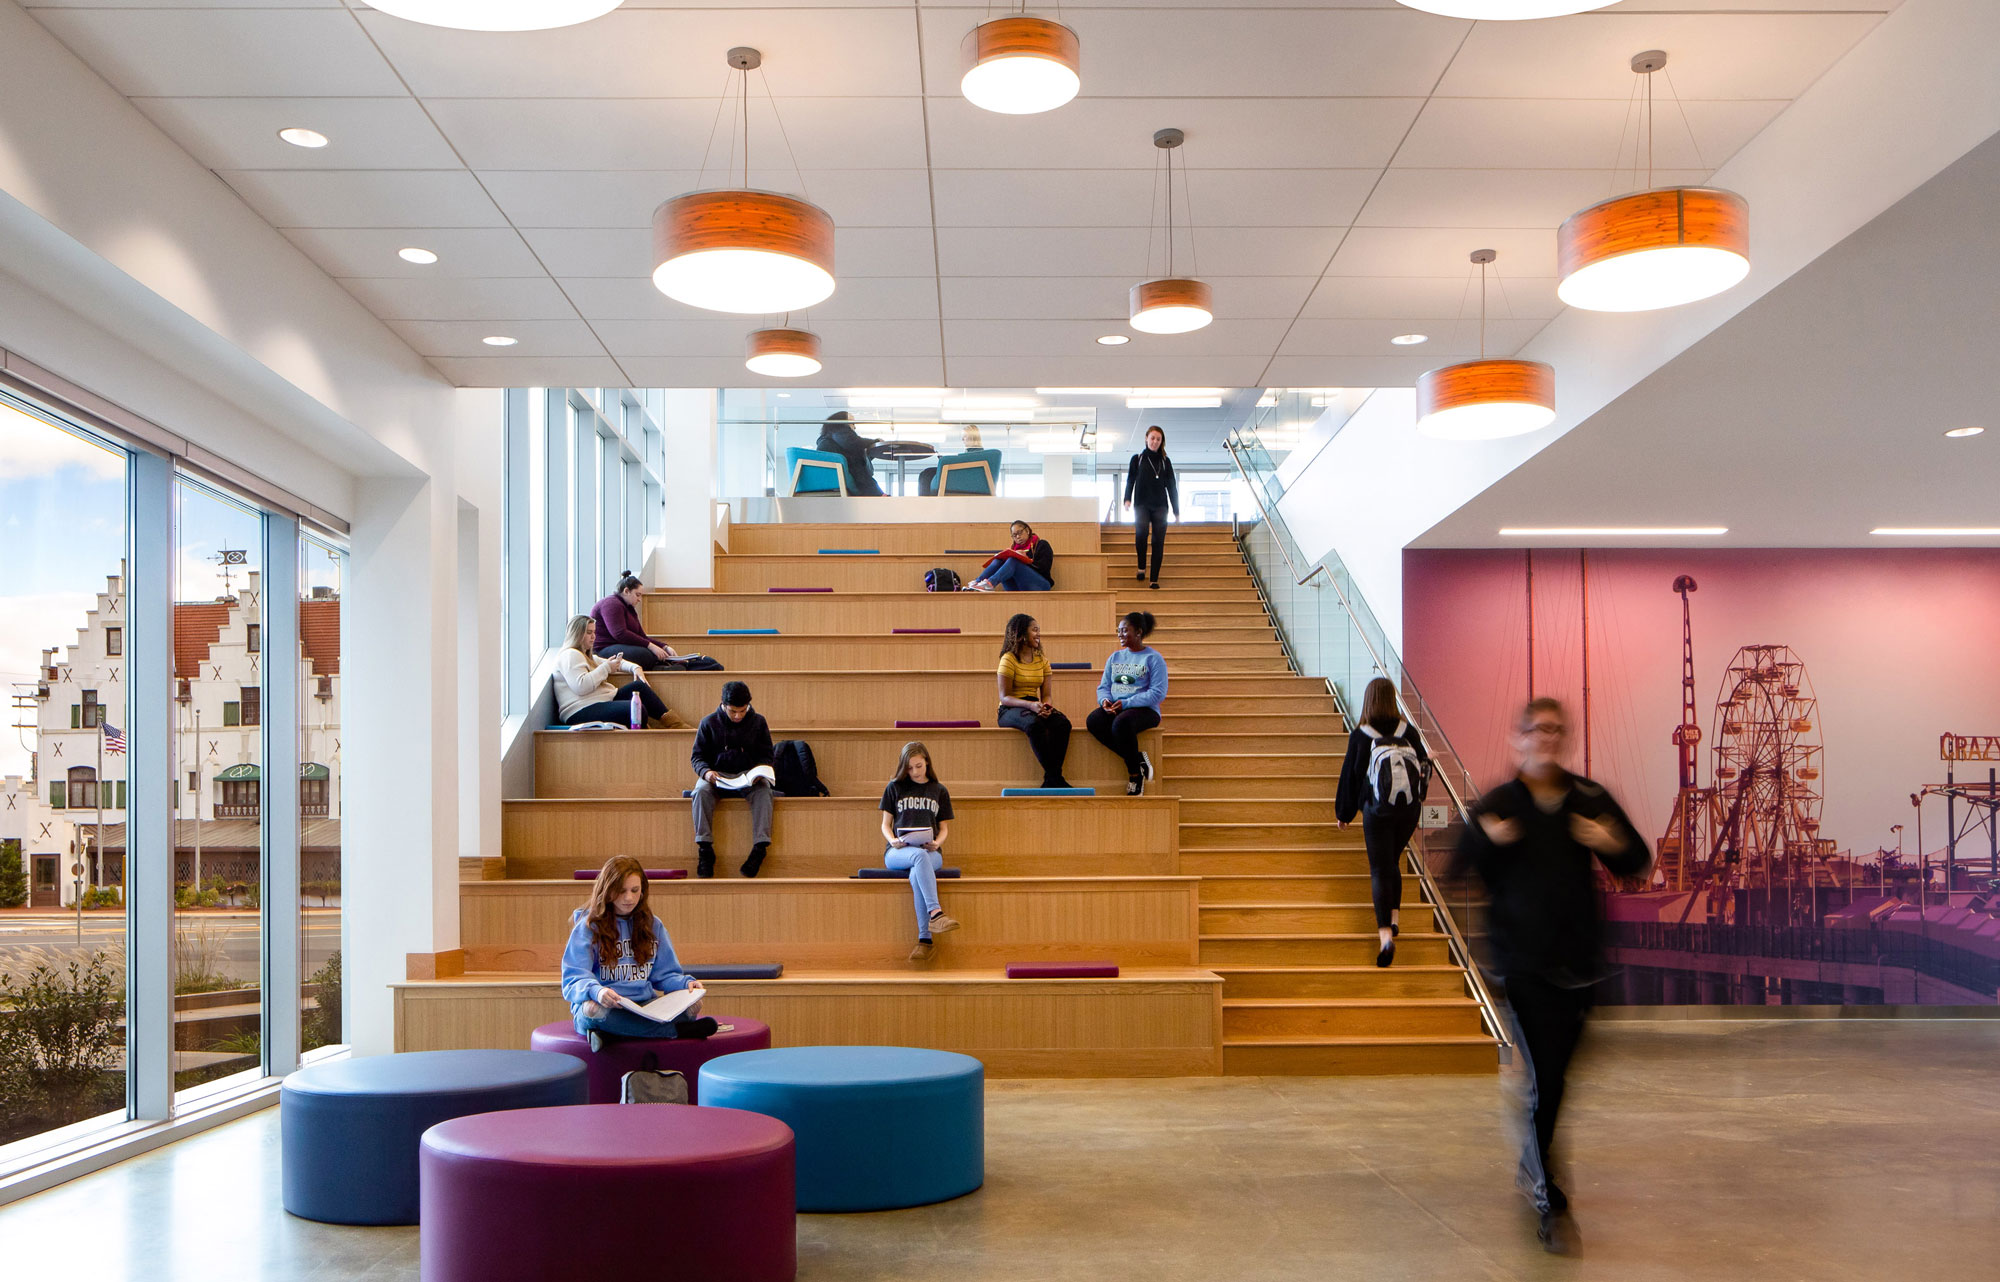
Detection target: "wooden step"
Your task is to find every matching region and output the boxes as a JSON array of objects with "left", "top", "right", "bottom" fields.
[
  {"left": 1176, "top": 850, "right": 1377, "bottom": 876},
  {"left": 1165, "top": 714, "right": 1346, "bottom": 736},
  {"left": 1180, "top": 798, "right": 1344, "bottom": 823},
  {"left": 642, "top": 590, "right": 1114, "bottom": 637},
  {"left": 1197, "top": 874, "right": 1425, "bottom": 905},
  {"left": 733, "top": 521, "right": 1105, "bottom": 557},
  {"left": 1170, "top": 775, "right": 1338, "bottom": 799},
  {"left": 1198, "top": 933, "right": 1451, "bottom": 966},
  {"left": 1222, "top": 1036, "right": 1495, "bottom": 1076},
  {"left": 641, "top": 667, "right": 1106, "bottom": 728},
  {"left": 1200, "top": 903, "right": 1418, "bottom": 933},
  {"left": 1212, "top": 964, "right": 1471, "bottom": 1000},
  {"left": 1179, "top": 822, "right": 1358, "bottom": 850},
  {"left": 714, "top": 552, "right": 1111, "bottom": 593},
  {"left": 1223, "top": 998, "right": 1487, "bottom": 1039},
  {"left": 1165, "top": 731, "right": 1346, "bottom": 754},
  {"left": 1163, "top": 753, "right": 1340, "bottom": 777},
  {"left": 534, "top": 726, "right": 1161, "bottom": 798},
  {"left": 1169, "top": 696, "right": 1342, "bottom": 717}
]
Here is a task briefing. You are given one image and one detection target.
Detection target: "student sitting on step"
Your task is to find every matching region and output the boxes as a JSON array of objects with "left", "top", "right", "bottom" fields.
[
  {"left": 995, "top": 612, "right": 1072, "bottom": 789},
  {"left": 561, "top": 855, "right": 716, "bottom": 1053},
  {"left": 965, "top": 519, "right": 1054, "bottom": 592},
  {"left": 554, "top": 615, "right": 676, "bottom": 728},
  {"left": 880, "top": 741, "right": 960, "bottom": 962},
  {"left": 691, "top": 681, "right": 776, "bottom": 878},
  {"left": 1086, "top": 611, "right": 1168, "bottom": 795},
  {"left": 591, "top": 571, "right": 683, "bottom": 672}
]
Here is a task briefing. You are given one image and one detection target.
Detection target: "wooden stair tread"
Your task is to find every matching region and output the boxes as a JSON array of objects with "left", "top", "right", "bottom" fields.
[
  {"left": 1199, "top": 931, "right": 1447, "bottom": 942},
  {"left": 1222, "top": 1033, "right": 1494, "bottom": 1047},
  {"left": 1222, "top": 997, "right": 1478, "bottom": 1009},
  {"left": 415, "top": 966, "right": 1223, "bottom": 987},
  {"left": 1207, "top": 964, "right": 1464, "bottom": 976}
]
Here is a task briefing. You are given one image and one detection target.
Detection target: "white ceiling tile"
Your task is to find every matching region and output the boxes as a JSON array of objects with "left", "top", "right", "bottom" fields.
[
  {"left": 1357, "top": 167, "right": 1711, "bottom": 230},
  {"left": 931, "top": 168, "right": 1376, "bottom": 229},
  {"left": 936, "top": 226, "right": 1343, "bottom": 279},
  {"left": 385, "top": 318, "right": 608, "bottom": 359},
  {"left": 595, "top": 318, "right": 942, "bottom": 360},
  {"left": 339, "top": 276, "right": 581, "bottom": 322},
  {"left": 1396, "top": 97, "right": 1788, "bottom": 171},
  {"left": 130, "top": 97, "right": 458, "bottom": 171},
  {"left": 925, "top": 97, "right": 1423, "bottom": 171},
  {"left": 1304, "top": 275, "right": 1563, "bottom": 320},
  {"left": 1438, "top": 12, "right": 1886, "bottom": 101},
  {"left": 521, "top": 226, "right": 934, "bottom": 279},
  {"left": 1261, "top": 355, "right": 1461, "bottom": 387},
  {"left": 219, "top": 170, "right": 506, "bottom": 228},
  {"left": 359, "top": 9, "right": 922, "bottom": 99},
  {"left": 1327, "top": 227, "right": 1560, "bottom": 279},
  {"left": 31, "top": 10, "right": 403, "bottom": 97},
  {"left": 283, "top": 227, "right": 544, "bottom": 278},
  {"left": 562, "top": 275, "right": 941, "bottom": 323},
  {"left": 1276, "top": 316, "right": 1551, "bottom": 358},
  {"left": 421, "top": 97, "right": 929, "bottom": 171},
  {"left": 478, "top": 169, "right": 934, "bottom": 229},
  {"left": 947, "top": 355, "right": 1269, "bottom": 387},
  {"left": 430, "top": 355, "right": 628, "bottom": 387},
  {"left": 943, "top": 318, "right": 1291, "bottom": 358},
  {"left": 620, "top": 355, "right": 949, "bottom": 388},
  {"left": 941, "top": 275, "right": 1316, "bottom": 321}
]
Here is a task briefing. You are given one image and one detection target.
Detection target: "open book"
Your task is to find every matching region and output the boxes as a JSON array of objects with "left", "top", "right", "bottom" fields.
[
  {"left": 617, "top": 985, "right": 704, "bottom": 1024},
  {"left": 894, "top": 828, "right": 935, "bottom": 848},
  {"left": 710, "top": 764, "right": 777, "bottom": 791}
]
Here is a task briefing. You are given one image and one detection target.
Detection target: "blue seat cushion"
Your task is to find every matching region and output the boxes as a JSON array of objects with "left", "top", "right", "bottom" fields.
[{"left": 687, "top": 963, "right": 785, "bottom": 980}]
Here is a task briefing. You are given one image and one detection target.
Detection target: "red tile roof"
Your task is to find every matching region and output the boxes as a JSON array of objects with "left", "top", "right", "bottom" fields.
[
  {"left": 300, "top": 598, "right": 340, "bottom": 676},
  {"left": 173, "top": 603, "right": 231, "bottom": 680}
]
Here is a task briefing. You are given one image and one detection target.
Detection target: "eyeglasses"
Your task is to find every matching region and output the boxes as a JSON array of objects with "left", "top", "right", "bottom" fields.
[{"left": 1523, "top": 722, "right": 1566, "bottom": 738}]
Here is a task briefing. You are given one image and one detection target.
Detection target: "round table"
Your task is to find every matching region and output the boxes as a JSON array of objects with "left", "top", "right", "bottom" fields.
[{"left": 868, "top": 441, "right": 938, "bottom": 495}]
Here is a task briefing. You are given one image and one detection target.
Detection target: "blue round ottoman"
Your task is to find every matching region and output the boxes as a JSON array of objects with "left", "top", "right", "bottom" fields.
[
  {"left": 699, "top": 1046, "right": 983, "bottom": 1212},
  {"left": 281, "top": 1049, "right": 586, "bottom": 1225}
]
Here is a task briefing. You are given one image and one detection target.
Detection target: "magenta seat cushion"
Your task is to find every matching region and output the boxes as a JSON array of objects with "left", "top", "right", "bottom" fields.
[
  {"left": 420, "top": 1104, "right": 795, "bottom": 1282},
  {"left": 529, "top": 1017, "right": 771, "bottom": 1104},
  {"left": 1006, "top": 962, "right": 1119, "bottom": 978}
]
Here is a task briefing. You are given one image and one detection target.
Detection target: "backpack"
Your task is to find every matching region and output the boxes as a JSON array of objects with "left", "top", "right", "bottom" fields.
[
  {"left": 925, "top": 567, "right": 961, "bottom": 593},
  {"left": 1361, "top": 720, "right": 1426, "bottom": 815},
  {"left": 670, "top": 654, "right": 724, "bottom": 671},
  {"left": 773, "top": 739, "right": 830, "bottom": 797},
  {"left": 620, "top": 1062, "right": 690, "bottom": 1106}
]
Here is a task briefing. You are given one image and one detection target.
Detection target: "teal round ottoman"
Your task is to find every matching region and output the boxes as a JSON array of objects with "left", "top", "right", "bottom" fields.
[{"left": 698, "top": 1046, "right": 983, "bottom": 1212}]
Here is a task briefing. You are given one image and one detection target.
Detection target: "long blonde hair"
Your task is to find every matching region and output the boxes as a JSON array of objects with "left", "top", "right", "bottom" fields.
[{"left": 563, "top": 614, "right": 595, "bottom": 659}]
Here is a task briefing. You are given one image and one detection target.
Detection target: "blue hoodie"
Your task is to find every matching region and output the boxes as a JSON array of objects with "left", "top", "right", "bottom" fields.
[
  {"left": 1097, "top": 646, "right": 1168, "bottom": 711},
  {"left": 559, "top": 910, "right": 694, "bottom": 1010}
]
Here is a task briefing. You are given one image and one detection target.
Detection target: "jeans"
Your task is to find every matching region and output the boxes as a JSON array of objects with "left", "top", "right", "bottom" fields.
[
  {"left": 997, "top": 705, "right": 1072, "bottom": 786},
  {"left": 565, "top": 680, "right": 668, "bottom": 727},
  {"left": 1502, "top": 972, "right": 1594, "bottom": 1214},
  {"left": 572, "top": 1002, "right": 694, "bottom": 1041},
  {"left": 692, "top": 776, "right": 774, "bottom": 844},
  {"left": 597, "top": 643, "right": 662, "bottom": 671},
  {"left": 980, "top": 557, "right": 1052, "bottom": 591},
  {"left": 1086, "top": 705, "right": 1160, "bottom": 775},
  {"left": 1360, "top": 807, "right": 1419, "bottom": 929},
  {"left": 883, "top": 845, "right": 943, "bottom": 938},
  {"left": 1133, "top": 505, "right": 1169, "bottom": 582}
]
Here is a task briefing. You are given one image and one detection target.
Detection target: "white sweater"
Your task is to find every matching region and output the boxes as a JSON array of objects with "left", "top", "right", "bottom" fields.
[{"left": 554, "top": 648, "right": 630, "bottom": 721}]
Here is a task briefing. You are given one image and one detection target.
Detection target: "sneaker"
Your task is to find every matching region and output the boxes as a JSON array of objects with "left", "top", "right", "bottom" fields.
[
  {"left": 909, "top": 939, "right": 936, "bottom": 962},
  {"left": 740, "top": 842, "right": 768, "bottom": 878},
  {"left": 696, "top": 843, "right": 715, "bottom": 879},
  {"left": 586, "top": 1029, "right": 605, "bottom": 1054},
  {"left": 1139, "top": 752, "right": 1154, "bottom": 782},
  {"left": 928, "top": 911, "right": 961, "bottom": 935},
  {"left": 1127, "top": 775, "right": 1144, "bottom": 796}
]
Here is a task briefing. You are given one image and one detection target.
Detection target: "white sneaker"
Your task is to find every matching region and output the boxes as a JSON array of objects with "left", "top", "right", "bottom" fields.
[{"left": 1139, "top": 752, "right": 1154, "bottom": 781}]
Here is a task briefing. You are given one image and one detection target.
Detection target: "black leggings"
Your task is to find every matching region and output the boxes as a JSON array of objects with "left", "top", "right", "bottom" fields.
[
  {"left": 1133, "top": 505, "right": 1169, "bottom": 582},
  {"left": 1086, "top": 706, "right": 1160, "bottom": 775},
  {"left": 1360, "top": 807, "right": 1419, "bottom": 929},
  {"left": 597, "top": 643, "right": 661, "bottom": 671},
  {"left": 565, "top": 681, "right": 668, "bottom": 727},
  {"left": 997, "top": 706, "right": 1072, "bottom": 787},
  {"left": 1503, "top": 972, "right": 1593, "bottom": 1212}
]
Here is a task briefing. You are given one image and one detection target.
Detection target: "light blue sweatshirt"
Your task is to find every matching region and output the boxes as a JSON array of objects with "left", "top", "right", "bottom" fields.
[
  {"left": 1097, "top": 646, "right": 1168, "bottom": 711},
  {"left": 559, "top": 909, "right": 694, "bottom": 1010}
]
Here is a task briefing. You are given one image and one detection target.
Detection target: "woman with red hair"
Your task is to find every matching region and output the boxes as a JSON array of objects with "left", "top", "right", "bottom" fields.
[{"left": 559, "top": 856, "right": 715, "bottom": 1051}]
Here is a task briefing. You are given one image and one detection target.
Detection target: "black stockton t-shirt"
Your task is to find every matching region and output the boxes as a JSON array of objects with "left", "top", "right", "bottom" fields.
[{"left": 879, "top": 778, "right": 954, "bottom": 836}]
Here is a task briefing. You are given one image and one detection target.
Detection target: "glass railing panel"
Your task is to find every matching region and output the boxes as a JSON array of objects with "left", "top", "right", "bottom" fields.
[{"left": 716, "top": 411, "right": 1100, "bottom": 504}]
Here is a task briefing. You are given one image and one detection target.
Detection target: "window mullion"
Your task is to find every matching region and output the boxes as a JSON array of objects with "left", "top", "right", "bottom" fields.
[
  {"left": 262, "top": 513, "right": 303, "bottom": 1078},
  {"left": 127, "top": 450, "right": 174, "bottom": 1121}
]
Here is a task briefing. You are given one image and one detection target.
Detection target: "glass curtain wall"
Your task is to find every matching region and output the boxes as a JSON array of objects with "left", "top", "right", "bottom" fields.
[{"left": 299, "top": 534, "right": 343, "bottom": 1055}]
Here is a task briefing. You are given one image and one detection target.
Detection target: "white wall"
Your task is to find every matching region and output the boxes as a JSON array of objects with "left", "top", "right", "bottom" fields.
[{"left": 648, "top": 390, "right": 717, "bottom": 590}]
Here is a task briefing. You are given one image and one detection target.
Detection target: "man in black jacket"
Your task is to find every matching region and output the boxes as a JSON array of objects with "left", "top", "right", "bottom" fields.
[
  {"left": 1454, "top": 696, "right": 1649, "bottom": 1250},
  {"left": 690, "top": 681, "right": 776, "bottom": 877}
]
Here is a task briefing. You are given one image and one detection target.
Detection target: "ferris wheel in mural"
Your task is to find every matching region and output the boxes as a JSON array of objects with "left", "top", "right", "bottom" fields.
[{"left": 1709, "top": 645, "right": 1836, "bottom": 890}]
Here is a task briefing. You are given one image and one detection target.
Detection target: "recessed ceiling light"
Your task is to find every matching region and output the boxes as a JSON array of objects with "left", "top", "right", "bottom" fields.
[
  {"left": 1871, "top": 527, "right": 2000, "bottom": 536},
  {"left": 1096, "top": 334, "right": 1130, "bottom": 346},
  {"left": 1944, "top": 426, "right": 1985, "bottom": 438},
  {"left": 278, "top": 127, "right": 329, "bottom": 149},
  {"left": 1127, "top": 396, "right": 1222, "bottom": 409},
  {"left": 482, "top": 336, "right": 518, "bottom": 347},
  {"left": 1500, "top": 527, "right": 1728, "bottom": 537},
  {"left": 398, "top": 247, "right": 439, "bottom": 265},
  {"left": 1390, "top": 333, "right": 1429, "bottom": 346}
]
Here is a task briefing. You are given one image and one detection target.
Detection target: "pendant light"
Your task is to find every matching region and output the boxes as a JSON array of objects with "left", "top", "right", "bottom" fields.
[
  {"left": 1557, "top": 52, "right": 1750, "bottom": 313},
  {"left": 1129, "top": 129, "right": 1213, "bottom": 335},
  {"left": 746, "top": 327, "right": 822, "bottom": 378},
  {"left": 1393, "top": 1, "right": 1617, "bottom": 17},
  {"left": 962, "top": 12, "right": 1081, "bottom": 115},
  {"left": 652, "top": 48, "right": 836, "bottom": 315},
  {"left": 366, "top": 1, "right": 624, "bottom": 30},
  {"left": 1417, "top": 250, "right": 1556, "bottom": 441}
]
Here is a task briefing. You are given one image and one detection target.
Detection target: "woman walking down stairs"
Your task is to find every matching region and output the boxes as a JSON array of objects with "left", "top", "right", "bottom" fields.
[{"left": 1100, "top": 522, "right": 1494, "bottom": 1075}]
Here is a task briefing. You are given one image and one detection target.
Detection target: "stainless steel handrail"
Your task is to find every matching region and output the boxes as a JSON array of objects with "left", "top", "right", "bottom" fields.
[{"left": 1224, "top": 434, "right": 1512, "bottom": 1060}]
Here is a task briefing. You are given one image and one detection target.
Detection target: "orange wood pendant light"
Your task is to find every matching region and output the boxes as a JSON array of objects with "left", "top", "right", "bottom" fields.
[
  {"left": 1129, "top": 129, "right": 1214, "bottom": 335},
  {"left": 962, "top": 15, "right": 1081, "bottom": 115},
  {"left": 651, "top": 49, "right": 837, "bottom": 315},
  {"left": 1416, "top": 250, "right": 1557, "bottom": 440},
  {"left": 745, "top": 327, "right": 823, "bottom": 378}
]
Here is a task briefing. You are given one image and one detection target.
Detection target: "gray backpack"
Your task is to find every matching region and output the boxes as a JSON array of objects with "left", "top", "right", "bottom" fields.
[{"left": 620, "top": 1057, "right": 690, "bottom": 1105}]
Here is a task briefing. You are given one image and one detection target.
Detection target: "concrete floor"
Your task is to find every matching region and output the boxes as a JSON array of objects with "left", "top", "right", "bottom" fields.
[{"left": 4, "top": 1021, "right": 1997, "bottom": 1281}]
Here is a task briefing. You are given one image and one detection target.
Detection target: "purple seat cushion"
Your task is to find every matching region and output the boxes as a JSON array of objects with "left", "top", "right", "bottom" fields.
[
  {"left": 570, "top": 868, "right": 685, "bottom": 880},
  {"left": 892, "top": 628, "right": 959, "bottom": 634},
  {"left": 530, "top": 1017, "right": 771, "bottom": 1105},
  {"left": 895, "top": 720, "right": 978, "bottom": 728},
  {"left": 768, "top": 587, "right": 832, "bottom": 593},
  {"left": 420, "top": 1104, "right": 794, "bottom": 1282},
  {"left": 1005, "top": 962, "right": 1120, "bottom": 978}
]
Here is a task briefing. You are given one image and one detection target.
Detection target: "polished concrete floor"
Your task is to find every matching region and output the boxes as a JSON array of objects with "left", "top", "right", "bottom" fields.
[{"left": 5, "top": 1021, "right": 1997, "bottom": 1281}]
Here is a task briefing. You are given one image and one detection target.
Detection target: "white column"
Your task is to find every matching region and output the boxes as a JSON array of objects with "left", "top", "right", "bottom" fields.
[{"left": 648, "top": 390, "right": 716, "bottom": 589}]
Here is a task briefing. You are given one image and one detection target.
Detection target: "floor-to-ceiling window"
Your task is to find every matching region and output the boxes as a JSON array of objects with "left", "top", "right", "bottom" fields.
[{"left": 298, "top": 534, "right": 343, "bottom": 1055}]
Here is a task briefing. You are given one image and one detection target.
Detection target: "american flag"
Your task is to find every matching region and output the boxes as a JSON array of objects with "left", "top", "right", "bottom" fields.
[{"left": 102, "top": 722, "right": 126, "bottom": 755}]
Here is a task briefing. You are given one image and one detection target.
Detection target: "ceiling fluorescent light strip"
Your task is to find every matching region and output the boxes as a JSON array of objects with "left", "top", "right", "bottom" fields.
[
  {"left": 1126, "top": 397, "right": 1223, "bottom": 409},
  {"left": 1870, "top": 527, "right": 2000, "bottom": 536},
  {"left": 1499, "top": 526, "right": 1729, "bottom": 536}
]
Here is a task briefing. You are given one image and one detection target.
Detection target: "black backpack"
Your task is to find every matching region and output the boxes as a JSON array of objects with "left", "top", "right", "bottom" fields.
[
  {"left": 773, "top": 739, "right": 829, "bottom": 797},
  {"left": 924, "top": 567, "right": 961, "bottom": 593}
]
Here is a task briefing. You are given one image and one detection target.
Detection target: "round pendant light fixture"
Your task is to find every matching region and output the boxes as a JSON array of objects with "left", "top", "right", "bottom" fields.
[
  {"left": 745, "top": 327, "right": 823, "bottom": 378},
  {"left": 1557, "top": 52, "right": 1751, "bottom": 313},
  {"left": 1129, "top": 129, "right": 1213, "bottom": 335},
  {"left": 1417, "top": 250, "right": 1556, "bottom": 440},
  {"left": 365, "top": 1, "right": 624, "bottom": 31},
  {"left": 1392, "top": 1, "right": 1618, "bottom": 18},
  {"left": 961, "top": 14, "right": 1080, "bottom": 115},
  {"left": 651, "top": 49, "right": 837, "bottom": 315}
]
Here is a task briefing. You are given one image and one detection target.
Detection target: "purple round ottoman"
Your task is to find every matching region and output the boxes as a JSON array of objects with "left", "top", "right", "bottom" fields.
[
  {"left": 528, "top": 1017, "right": 771, "bottom": 1104},
  {"left": 420, "top": 1104, "right": 796, "bottom": 1282}
]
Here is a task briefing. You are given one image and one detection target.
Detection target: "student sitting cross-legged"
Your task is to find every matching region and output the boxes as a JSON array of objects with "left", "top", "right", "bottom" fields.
[
  {"left": 561, "top": 855, "right": 717, "bottom": 1053},
  {"left": 880, "top": 741, "right": 960, "bottom": 962},
  {"left": 1086, "top": 611, "right": 1168, "bottom": 795},
  {"left": 691, "top": 681, "right": 776, "bottom": 879}
]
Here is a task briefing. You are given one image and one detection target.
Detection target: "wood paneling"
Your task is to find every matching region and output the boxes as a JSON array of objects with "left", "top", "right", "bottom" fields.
[
  {"left": 643, "top": 590, "right": 1113, "bottom": 636},
  {"left": 1415, "top": 358, "right": 1555, "bottom": 421},
  {"left": 715, "top": 553, "right": 1108, "bottom": 593},
  {"left": 1557, "top": 186, "right": 1749, "bottom": 279},
  {"left": 459, "top": 876, "right": 1200, "bottom": 972},
  {"left": 642, "top": 668, "right": 1103, "bottom": 728},
  {"left": 654, "top": 634, "right": 1284, "bottom": 670},
  {"left": 729, "top": 522, "right": 1103, "bottom": 556}
]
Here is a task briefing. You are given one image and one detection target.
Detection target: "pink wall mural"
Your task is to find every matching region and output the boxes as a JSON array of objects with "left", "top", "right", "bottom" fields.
[{"left": 1404, "top": 547, "right": 2000, "bottom": 1006}]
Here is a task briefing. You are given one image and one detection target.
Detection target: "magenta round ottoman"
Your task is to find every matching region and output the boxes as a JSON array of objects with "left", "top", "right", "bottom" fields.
[
  {"left": 528, "top": 1017, "right": 771, "bottom": 1104},
  {"left": 420, "top": 1104, "right": 795, "bottom": 1282}
]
